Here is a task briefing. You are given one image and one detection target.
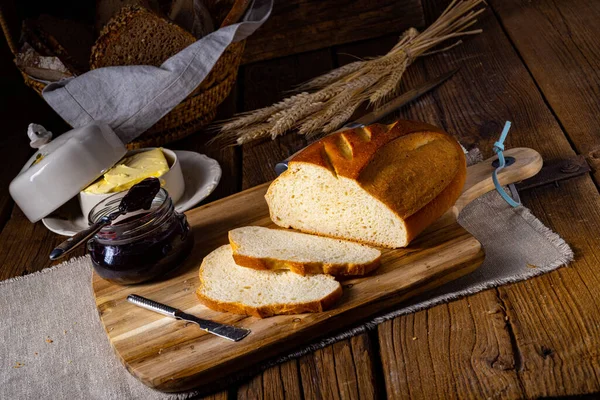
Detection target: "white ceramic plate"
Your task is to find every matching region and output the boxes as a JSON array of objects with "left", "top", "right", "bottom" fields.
[{"left": 42, "top": 151, "right": 222, "bottom": 236}]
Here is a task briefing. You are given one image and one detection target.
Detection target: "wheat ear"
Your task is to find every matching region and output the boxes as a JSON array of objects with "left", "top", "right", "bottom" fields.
[{"left": 213, "top": 0, "right": 486, "bottom": 145}]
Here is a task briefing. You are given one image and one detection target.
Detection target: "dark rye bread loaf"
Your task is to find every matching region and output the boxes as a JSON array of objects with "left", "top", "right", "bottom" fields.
[
  {"left": 90, "top": 5, "right": 196, "bottom": 69},
  {"left": 266, "top": 120, "right": 467, "bottom": 249},
  {"left": 95, "top": 0, "right": 160, "bottom": 34}
]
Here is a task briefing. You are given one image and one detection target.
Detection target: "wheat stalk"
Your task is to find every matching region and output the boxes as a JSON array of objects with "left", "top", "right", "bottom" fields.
[
  {"left": 234, "top": 123, "right": 273, "bottom": 145},
  {"left": 369, "top": 59, "right": 409, "bottom": 105},
  {"left": 214, "top": 0, "right": 485, "bottom": 145},
  {"left": 296, "top": 61, "right": 366, "bottom": 91},
  {"left": 269, "top": 101, "right": 324, "bottom": 138}
]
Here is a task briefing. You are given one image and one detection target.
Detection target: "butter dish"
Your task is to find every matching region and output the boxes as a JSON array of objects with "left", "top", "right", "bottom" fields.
[
  {"left": 9, "top": 123, "right": 127, "bottom": 222},
  {"left": 43, "top": 150, "right": 222, "bottom": 236},
  {"left": 78, "top": 148, "right": 185, "bottom": 220}
]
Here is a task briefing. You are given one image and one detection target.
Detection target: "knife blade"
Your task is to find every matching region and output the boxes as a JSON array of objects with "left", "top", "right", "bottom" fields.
[
  {"left": 274, "top": 68, "right": 459, "bottom": 175},
  {"left": 127, "top": 294, "right": 251, "bottom": 342}
]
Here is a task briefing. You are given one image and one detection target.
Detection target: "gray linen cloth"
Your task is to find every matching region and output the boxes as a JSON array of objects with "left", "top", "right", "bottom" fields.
[
  {"left": 0, "top": 190, "right": 573, "bottom": 399},
  {"left": 42, "top": 0, "right": 273, "bottom": 144}
]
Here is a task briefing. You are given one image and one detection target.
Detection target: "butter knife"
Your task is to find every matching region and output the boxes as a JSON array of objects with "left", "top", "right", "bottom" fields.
[
  {"left": 127, "top": 294, "right": 251, "bottom": 342},
  {"left": 275, "top": 68, "right": 459, "bottom": 175}
]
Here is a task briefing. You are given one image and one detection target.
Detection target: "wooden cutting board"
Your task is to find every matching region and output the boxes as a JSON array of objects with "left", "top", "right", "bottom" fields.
[{"left": 92, "top": 148, "right": 542, "bottom": 393}]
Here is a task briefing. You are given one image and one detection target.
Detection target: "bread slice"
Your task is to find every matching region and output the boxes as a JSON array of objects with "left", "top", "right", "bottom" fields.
[
  {"left": 95, "top": 0, "right": 160, "bottom": 34},
  {"left": 90, "top": 5, "right": 196, "bottom": 69},
  {"left": 196, "top": 245, "right": 343, "bottom": 318},
  {"left": 229, "top": 226, "right": 381, "bottom": 276},
  {"left": 266, "top": 120, "right": 467, "bottom": 249}
]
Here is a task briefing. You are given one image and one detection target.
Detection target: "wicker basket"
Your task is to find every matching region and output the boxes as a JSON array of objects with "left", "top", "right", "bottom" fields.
[{"left": 0, "top": 2, "right": 244, "bottom": 149}]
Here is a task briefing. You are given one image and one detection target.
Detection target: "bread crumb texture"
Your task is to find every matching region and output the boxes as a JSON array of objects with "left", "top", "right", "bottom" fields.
[
  {"left": 229, "top": 226, "right": 381, "bottom": 276},
  {"left": 197, "top": 245, "right": 343, "bottom": 318},
  {"left": 91, "top": 6, "right": 196, "bottom": 69}
]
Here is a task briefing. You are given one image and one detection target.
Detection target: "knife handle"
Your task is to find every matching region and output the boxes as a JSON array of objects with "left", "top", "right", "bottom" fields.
[{"left": 127, "top": 294, "right": 178, "bottom": 318}]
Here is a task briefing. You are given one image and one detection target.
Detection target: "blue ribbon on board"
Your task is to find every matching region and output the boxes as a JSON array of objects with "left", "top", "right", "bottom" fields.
[{"left": 492, "top": 121, "right": 520, "bottom": 208}]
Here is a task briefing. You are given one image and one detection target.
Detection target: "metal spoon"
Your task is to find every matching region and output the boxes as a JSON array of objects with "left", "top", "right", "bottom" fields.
[{"left": 49, "top": 178, "right": 161, "bottom": 261}]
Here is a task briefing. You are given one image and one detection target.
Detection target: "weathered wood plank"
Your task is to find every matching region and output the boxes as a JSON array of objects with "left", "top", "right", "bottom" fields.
[
  {"left": 0, "top": 207, "right": 79, "bottom": 280},
  {"left": 242, "top": 0, "right": 424, "bottom": 64},
  {"left": 490, "top": 0, "right": 600, "bottom": 182},
  {"left": 199, "top": 392, "right": 228, "bottom": 400},
  {"left": 299, "top": 335, "right": 380, "bottom": 399},
  {"left": 237, "top": 360, "right": 303, "bottom": 399},
  {"left": 378, "top": 291, "right": 523, "bottom": 399},
  {"left": 499, "top": 177, "right": 600, "bottom": 398},
  {"left": 368, "top": 0, "right": 600, "bottom": 397},
  {"left": 417, "top": 1, "right": 600, "bottom": 395}
]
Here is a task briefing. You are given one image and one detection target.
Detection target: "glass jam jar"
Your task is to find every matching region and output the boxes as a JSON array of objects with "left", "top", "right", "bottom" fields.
[{"left": 87, "top": 188, "right": 194, "bottom": 285}]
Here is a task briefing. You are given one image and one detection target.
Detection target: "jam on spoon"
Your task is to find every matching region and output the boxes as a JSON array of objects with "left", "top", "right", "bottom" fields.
[{"left": 118, "top": 177, "right": 161, "bottom": 214}]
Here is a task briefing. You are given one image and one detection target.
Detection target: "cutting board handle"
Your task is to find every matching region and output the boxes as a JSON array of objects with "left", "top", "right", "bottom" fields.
[{"left": 454, "top": 147, "right": 542, "bottom": 214}]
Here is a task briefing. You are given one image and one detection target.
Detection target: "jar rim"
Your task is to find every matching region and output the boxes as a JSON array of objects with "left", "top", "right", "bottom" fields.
[{"left": 88, "top": 188, "right": 172, "bottom": 241}]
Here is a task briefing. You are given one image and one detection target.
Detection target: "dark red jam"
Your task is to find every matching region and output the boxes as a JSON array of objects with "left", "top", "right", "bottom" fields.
[{"left": 87, "top": 188, "right": 193, "bottom": 285}]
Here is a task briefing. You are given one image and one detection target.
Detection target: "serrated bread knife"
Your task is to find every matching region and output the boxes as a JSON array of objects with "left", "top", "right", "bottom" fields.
[
  {"left": 274, "top": 68, "right": 459, "bottom": 175},
  {"left": 127, "top": 294, "right": 251, "bottom": 342}
]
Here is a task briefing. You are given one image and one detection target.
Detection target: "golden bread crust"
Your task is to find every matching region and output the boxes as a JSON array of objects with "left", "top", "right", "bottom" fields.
[
  {"left": 196, "top": 285, "right": 343, "bottom": 318},
  {"left": 197, "top": 245, "right": 344, "bottom": 318},
  {"left": 230, "top": 248, "right": 381, "bottom": 277},
  {"left": 228, "top": 230, "right": 381, "bottom": 276},
  {"left": 292, "top": 120, "right": 450, "bottom": 179},
  {"left": 277, "top": 120, "right": 467, "bottom": 248}
]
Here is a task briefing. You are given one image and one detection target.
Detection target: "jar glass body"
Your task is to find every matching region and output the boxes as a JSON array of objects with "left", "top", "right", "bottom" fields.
[{"left": 87, "top": 189, "right": 194, "bottom": 285}]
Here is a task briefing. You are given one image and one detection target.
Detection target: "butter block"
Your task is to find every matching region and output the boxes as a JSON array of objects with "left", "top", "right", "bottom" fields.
[{"left": 84, "top": 148, "right": 169, "bottom": 194}]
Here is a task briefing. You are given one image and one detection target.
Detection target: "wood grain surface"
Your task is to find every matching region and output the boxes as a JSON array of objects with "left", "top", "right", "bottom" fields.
[
  {"left": 95, "top": 217, "right": 481, "bottom": 393},
  {"left": 2, "top": 0, "right": 600, "bottom": 398},
  {"left": 370, "top": 1, "right": 600, "bottom": 397},
  {"left": 241, "top": 0, "right": 424, "bottom": 64},
  {"left": 94, "top": 198, "right": 483, "bottom": 392},
  {"left": 491, "top": 0, "right": 600, "bottom": 184},
  {"left": 91, "top": 149, "right": 541, "bottom": 392}
]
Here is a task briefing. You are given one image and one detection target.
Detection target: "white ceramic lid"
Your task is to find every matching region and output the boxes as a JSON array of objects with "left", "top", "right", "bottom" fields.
[{"left": 9, "top": 123, "right": 127, "bottom": 222}]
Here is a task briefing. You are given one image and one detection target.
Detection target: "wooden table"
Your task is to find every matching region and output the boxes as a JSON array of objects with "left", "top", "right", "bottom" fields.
[{"left": 2, "top": 0, "right": 600, "bottom": 398}]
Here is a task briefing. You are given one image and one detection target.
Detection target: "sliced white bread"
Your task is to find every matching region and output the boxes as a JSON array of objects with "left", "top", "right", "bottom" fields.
[
  {"left": 229, "top": 226, "right": 381, "bottom": 276},
  {"left": 196, "top": 245, "right": 343, "bottom": 318}
]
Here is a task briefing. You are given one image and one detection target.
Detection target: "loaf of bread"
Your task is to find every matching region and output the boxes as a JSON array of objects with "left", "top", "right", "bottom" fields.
[
  {"left": 229, "top": 226, "right": 381, "bottom": 276},
  {"left": 266, "top": 120, "right": 467, "bottom": 248},
  {"left": 95, "top": 0, "right": 160, "bottom": 34},
  {"left": 196, "top": 245, "right": 343, "bottom": 318},
  {"left": 90, "top": 5, "right": 196, "bottom": 69}
]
